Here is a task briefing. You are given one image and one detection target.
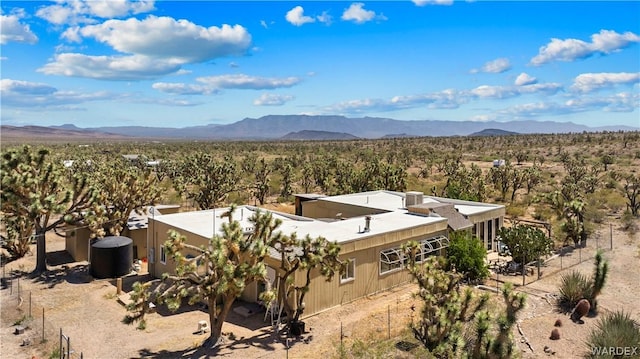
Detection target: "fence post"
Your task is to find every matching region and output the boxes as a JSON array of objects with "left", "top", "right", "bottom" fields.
[
  {"left": 610, "top": 223, "right": 613, "bottom": 250},
  {"left": 387, "top": 305, "right": 391, "bottom": 339},
  {"left": 59, "top": 328, "right": 62, "bottom": 359},
  {"left": 30, "top": 292, "right": 32, "bottom": 318},
  {"left": 42, "top": 308, "right": 45, "bottom": 343}
]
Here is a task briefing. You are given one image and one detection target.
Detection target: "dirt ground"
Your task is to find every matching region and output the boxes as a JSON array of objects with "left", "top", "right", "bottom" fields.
[{"left": 1, "top": 218, "right": 638, "bottom": 359}]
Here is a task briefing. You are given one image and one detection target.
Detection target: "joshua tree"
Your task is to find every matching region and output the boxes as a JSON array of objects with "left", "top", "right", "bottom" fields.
[
  {"left": 1, "top": 146, "right": 97, "bottom": 272},
  {"left": 402, "top": 242, "right": 489, "bottom": 357},
  {"left": 272, "top": 233, "right": 344, "bottom": 330},
  {"left": 126, "top": 206, "right": 283, "bottom": 347}
]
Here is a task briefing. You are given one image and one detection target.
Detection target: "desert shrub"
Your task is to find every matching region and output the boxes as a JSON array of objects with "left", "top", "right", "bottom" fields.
[
  {"left": 445, "top": 231, "right": 489, "bottom": 282},
  {"left": 585, "top": 311, "right": 640, "bottom": 358},
  {"left": 558, "top": 270, "right": 591, "bottom": 309},
  {"left": 506, "top": 204, "right": 526, "bottom": 217}
]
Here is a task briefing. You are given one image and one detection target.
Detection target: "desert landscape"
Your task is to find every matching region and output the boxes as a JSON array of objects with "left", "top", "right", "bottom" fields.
[{"left": 1, "top": 213, "right": 638, "bottom": 359}]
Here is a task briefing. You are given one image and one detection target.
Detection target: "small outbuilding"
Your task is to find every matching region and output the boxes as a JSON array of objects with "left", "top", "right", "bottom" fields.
[{"left": 90, "top": 236, "right": 133, "bottom": 279}]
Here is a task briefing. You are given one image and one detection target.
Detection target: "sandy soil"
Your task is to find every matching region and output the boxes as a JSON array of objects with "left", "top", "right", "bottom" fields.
[{"left": 1, "top": 219, "right": 638, "bottom": 359}]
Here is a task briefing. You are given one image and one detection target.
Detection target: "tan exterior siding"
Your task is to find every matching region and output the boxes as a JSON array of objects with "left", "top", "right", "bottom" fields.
[{"left": 278, "top": 227, "right": 448, "bottom": 316}]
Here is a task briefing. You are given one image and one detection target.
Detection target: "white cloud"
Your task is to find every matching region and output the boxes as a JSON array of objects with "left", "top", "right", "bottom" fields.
[
  {"left": 483, "top": 91, "right": 639, "bottom": 121},
  {"left": 36, "top": 0, "right": 155, "bottom": 25},
  {"left": 152, "top": 74, "right": 302, "bottom": 95},
  {"left": 85, "top": 0, "right": 155, "bottom": 18},
  {"left": 517, "top": 83, "right": 562, "bottom": 95},
  {"left": 514, "top": 72, "right": 537, "bottom": 86},
  {"left": 530, "top": 29, "right": 640, "bottom": 66},
  {"left": 196, "top": 74, "right": 301, "bottom": 90},
  {"left": 341, "top": 3, "right": 386, "bottom": 24},
  {"left": 77, "top": 16, "right": 251, "bottom": 63},
  {"left": 471, "top": 58, "right": 511, "bottom": 74},
  {"left": 317, "top": 11, "right": 333, "bottom": 25},
  {"left": 0, "top": 11, "right": 38, "bottom": 45},
  {"left": 471, "top": 85, "right": 518, "bottom": 99},
  {"left": 571, "top": 72, "right": 640, "bottom": 93},
  {"left": 41, "top": 16, "right": 252, "bottom": 80},
  {"left": 37, "top": 53, "right": 182, "bottom": 80},
  {"left": 151, "top": 82, "right": 216, "bottom": 95},
  {"left": 0, "top": 78, "right": 114, "bottom": 109},
  {"left": 286, "top": 6, "right": 315, "bottom": 26},
  {"left": 1, "top": 79, "right": 56, "bottom": 95},
  {"left": 412, "top": 0, "right": 454, "bottom": 6},
  {"left": 253, "top": 93, "right": 294, "bottom": 106},
  {"left": 326, "top": 81, "right": 564, "bottom": 115}
]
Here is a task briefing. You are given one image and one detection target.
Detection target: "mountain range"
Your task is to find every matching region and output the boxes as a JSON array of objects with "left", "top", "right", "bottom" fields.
[{"left": 2, "top": 115, "right": 637, "bottom": 141}]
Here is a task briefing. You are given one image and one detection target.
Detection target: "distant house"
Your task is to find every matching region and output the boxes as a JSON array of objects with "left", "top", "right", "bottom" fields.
[
  {"left": 122, "top": 154, "right": 140, "bottom": 162},
  {"left": 148, "top": 190, "right": 505, "bottom": 317},
  {"left": 65, "top": 204, "right": 180, "bottom": 262}
]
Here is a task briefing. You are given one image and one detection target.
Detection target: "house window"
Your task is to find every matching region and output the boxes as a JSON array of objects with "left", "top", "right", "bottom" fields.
[
  {"left": 487, "top": 220, "right": 493, "bottom": 250},
  {"left": 417, "top": 235, "right": 449, "bottom": 261},
  {"left": 160, "top": 245, "right": 166, "bottom": 264},
  {"left": 341, "top": 258, "right": 355, "bottom": 283},
  {"left": 380, "top": 247, "right": 404, "bottom": 274}
]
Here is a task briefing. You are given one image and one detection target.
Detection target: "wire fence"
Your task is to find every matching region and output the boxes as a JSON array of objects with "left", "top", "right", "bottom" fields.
[
  {"left": 489, "top": 224, "right": 614, "bottom": 288},
  {"left": 1, "top": 271, "right": 83, "bottom": 359}
]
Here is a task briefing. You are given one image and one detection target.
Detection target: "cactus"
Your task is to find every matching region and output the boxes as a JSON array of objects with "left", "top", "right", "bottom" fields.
[
  {"left": 550, "top": 328, "right": 560, "bottom": 340},
  {"left": 588, "top": 250, "right": 608, "bottom": 312},
  {"left": 554, "top": 318, "right": 562, "bottom": 327},
  {"left": 571, "top": 299, "right": 590, "bottom": 322}
]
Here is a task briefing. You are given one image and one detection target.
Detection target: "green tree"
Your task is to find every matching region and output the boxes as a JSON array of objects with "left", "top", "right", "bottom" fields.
[
  {"left": 621, "top": 173, "right": 640, "bottom": 216},
  {"left": 83, "top": 161, "right": 162, "bottom": 237},
  {"left": 251, "top": 158, "right": 271, "bottom": 205},
  {"left": 402, "top": 243, "right": 489, "bottom": 357},
  {"left": 272, "top": 233, "right": 344, "bottom": 328},
  {"left": 172, "top": 153, "right": 239, "bottom": 209},
  {"left": 1, "top": 146, "right": 97, "bottom": 272},
  {"left": 133, "top": 206, "right": 283, "bottom": 347},
  {"left": 561, "top": 199, "right": 587, "bottom": 246},
  {"left": 1, "top": 216, "right": 33, "bottom": 260},
  {"left": 497, "top": 224, "right": 553, "bottom": 273},
  {"left": 472, "top": 283, "right": 527, "bottom": 358},
  {"left": 488, "top": 164, "right": 512, "bottom": 201},
  {"left": 600, "top": 154, "right": 614, "bottom": 172},
  {"left": 445, "top": 231, "right": 489, "bottom": 282}
]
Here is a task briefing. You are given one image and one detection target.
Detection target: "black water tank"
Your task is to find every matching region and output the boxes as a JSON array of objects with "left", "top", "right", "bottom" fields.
[{"left": 90, "top": 236, "right": 133, "bottom": 279}]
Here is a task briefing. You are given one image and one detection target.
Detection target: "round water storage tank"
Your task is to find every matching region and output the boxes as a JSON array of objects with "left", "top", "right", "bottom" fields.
[{"left": 90, "top": 236, "right": 133, "bottom": 279}]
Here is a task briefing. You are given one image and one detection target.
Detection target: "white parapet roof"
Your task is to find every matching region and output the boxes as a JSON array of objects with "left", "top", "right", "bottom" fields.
[
  {"left": 315, "top": 190, "right": 504, "bottom": 217},
  {"left": 151, "top": 205, "right": 446, "bottom": 245}
]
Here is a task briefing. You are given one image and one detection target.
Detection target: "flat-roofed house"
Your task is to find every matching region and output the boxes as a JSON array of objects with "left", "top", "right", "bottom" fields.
[{"left": 147, "top": 190, "right": 504, "bottom": 317}]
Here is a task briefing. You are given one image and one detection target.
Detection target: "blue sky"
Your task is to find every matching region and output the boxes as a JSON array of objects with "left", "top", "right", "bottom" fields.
[{"left": 1, "top": 1, "right": 639, "bottom": 128}]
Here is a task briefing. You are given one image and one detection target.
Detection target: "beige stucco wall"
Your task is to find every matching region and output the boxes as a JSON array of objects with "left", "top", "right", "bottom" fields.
[
  {"left": 66, "top": 225, "right": 148, "bottom": 262},
  {"left": 65, "top": 226, "right": 91, "bottom": 262}
]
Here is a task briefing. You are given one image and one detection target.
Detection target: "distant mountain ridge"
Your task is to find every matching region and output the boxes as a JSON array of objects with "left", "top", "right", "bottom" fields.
[
  {"left": 469, "top": 128, "right": 520, "bottom": 137},
  {"left": 280, "top": 130, "right": 359, "bottom": 140},
  {"left": 2, "top": 115, "right": 638, "bottom": 140}
]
